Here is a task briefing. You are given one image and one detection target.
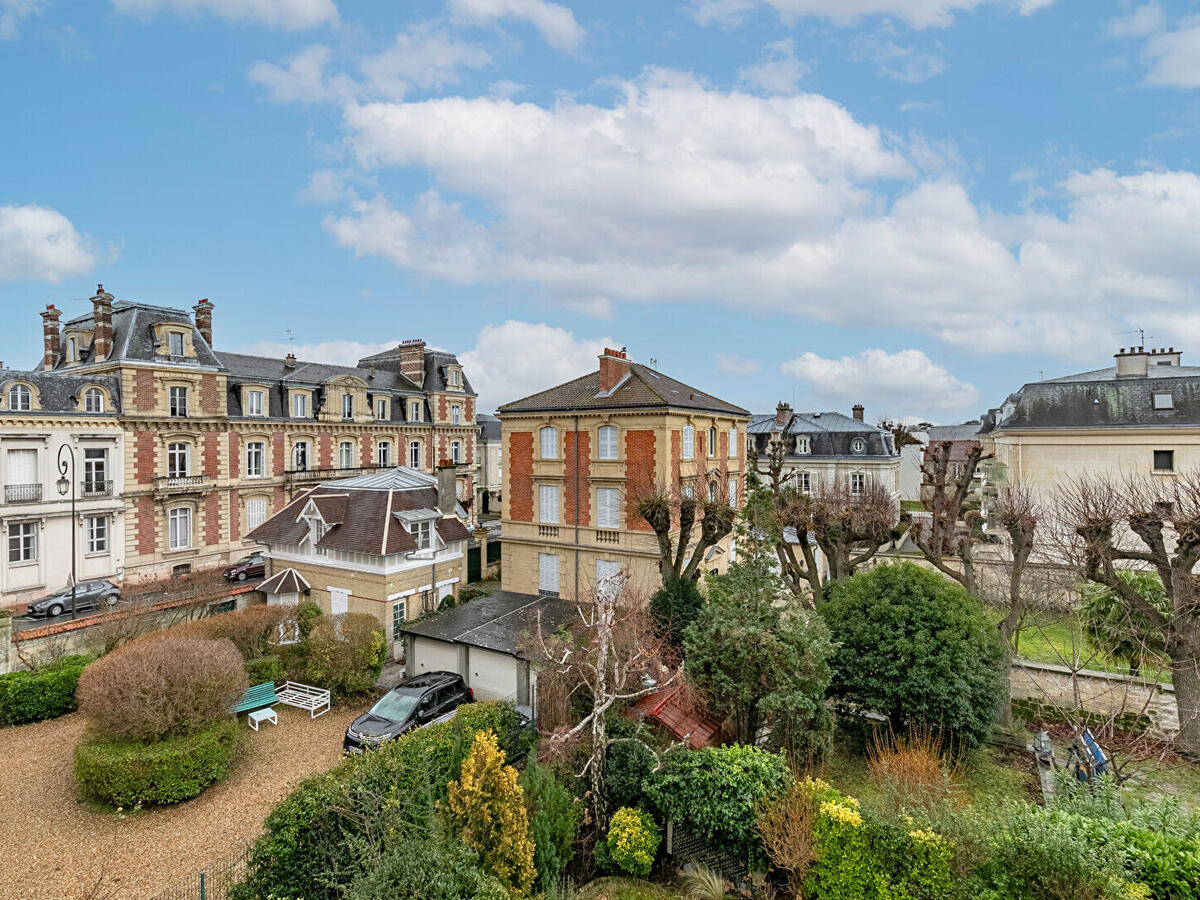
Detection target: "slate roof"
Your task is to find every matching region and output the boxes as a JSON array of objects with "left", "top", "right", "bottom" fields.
[
  {"left": 246, "top": 469, "right": 470, "bottom": 557},
  {"left": 477, "top": 413, "right": 501, "bottom": 442},
  {"left": 499, "top": 363, "right": 748, "bottom": 416},
  {"left": 926, "top": 423, "right": 981, "bottom": 442},
  {"left": 991, "top": 371, "right": 1200, "bottom": 430},
  {"left": 0, "top": 370, "right": 123, "bottom": 416},
  {"left": 355, "top": 344, "right": 476, "bottom": 395},
  {"left": 747, "top": 411, "right": 897, "bottom": 458},
  {"left": 400, "top": 590, "right": 577, "bottom": 657},
  {"left": 258, "top": 568, "right": 312, "bottom": 595},
  {"left": 58, "top": 301, "right": 222, "bottom": 369}
]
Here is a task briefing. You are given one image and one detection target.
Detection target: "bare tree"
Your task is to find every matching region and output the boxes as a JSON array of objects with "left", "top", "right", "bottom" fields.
[
  {"left": 531, "top": 582, "right": 677, "bottom": 830},
  {"left": 878, "top": 418, "right": 923, "bottom": 450},
  {"left": 631, "top": 478, "right": 736, "bottom": 584},
  {"left": 1056, "top": 471, "right": 1200, "bottom": 753},
  {"left": 904, "top": 440, "right": 987, "bottom": 597}
]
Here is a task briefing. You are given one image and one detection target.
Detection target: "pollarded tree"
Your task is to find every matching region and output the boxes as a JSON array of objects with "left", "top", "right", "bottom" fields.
[
  {"left": 631, "top": 477, "right": 736, "bottom": 584},
  {"left": 1080, "top": 570, "right": 1170, "bottom": 676},
  {"left": 904, "top": 439, "right": 987, "bottom": 598}
]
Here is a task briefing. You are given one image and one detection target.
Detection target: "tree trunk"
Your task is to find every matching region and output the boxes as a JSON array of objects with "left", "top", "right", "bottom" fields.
[
  {"left": 996, "top": 613, "right": 1021, "bottom": 729},
  {"left": 1169, "top": 636, "right": 1200, "bottom": 755}
]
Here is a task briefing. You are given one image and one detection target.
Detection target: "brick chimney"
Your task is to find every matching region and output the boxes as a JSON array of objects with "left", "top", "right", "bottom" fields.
[
  {"left": 91, "top": 285, "right": 114, "bottom": 362},
  {"left": 852, "top": 404, "right": 864, "bottom": 422},
  {"left": 193, "top": 299, "right": 213, "bottom": 348},
  {"left": 775, "top": 401, "right": 792, "bottom": 428},
  {"left": 40, "top": 304, "right": 62, "bottom": 370},
  {"left": 598, "top": 347, "right": 631, "bottom": 393},
  {"left": 437, "top": 462, "right": 457, "bottom": 516},
  {"left": 284, "top": 352, "right": 296, "bottom": 369},
  {"left": 398, "top": 339, "right": 426, "bottom": 385}
]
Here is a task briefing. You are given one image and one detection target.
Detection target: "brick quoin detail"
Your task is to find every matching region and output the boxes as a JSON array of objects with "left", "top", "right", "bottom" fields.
[
  {"left": 228, "top": 433, "right": 240, "bottom": 478},
  {"left": 719, "top": 430, "right": 729, "bottom": 479},
  {"left": 134, "top": 431, "right": 157, "bottom": 484},
  {"left": 564, "top": 430, "right": 591, "bottom": 527},
  {"left": 273, "top": 433, "right": 286, "bottom": 476},
  {"left": 273, "top": 486, "right": 286, "bottom": 513},
  {"left": 319, "top": 432, "right": 333, "bottom": 469},
  {"left": 361, "top": 435, "right": 372, "bottom": 467},
  {"left": 204, "top": 493, "right": 221, "bottom": 547},
  {"left": 200, "top": 374, "right": 220, "bottom": 416},
  {"left": 625, "top": 430, "right": 656, "bottom": 531},
  {"left": 436, "top": 395, "right": 447, "bottom": 422},
  {"left": 697, "top": 430, "right": 707, "bottom": 462},
  {"left": 670, "top": 430, "right": 681, "bottom": 529},
  {"left": 133, "top": 369, "right": 156, "bottom": 411},
  {"left": 202, "top": 433, "right": 220, "bottom": 479},
  {"left": 136, "top": 495, "right": 156, "bottom": 556},
  {"left": 229, "top": 490, "right": 241, "bottom": 542},
  {"left": 509, "top": 431, "right": 534, "bottom": 522}
]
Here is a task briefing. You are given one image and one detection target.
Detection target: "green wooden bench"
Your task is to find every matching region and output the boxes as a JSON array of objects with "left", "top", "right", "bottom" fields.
[{"left": 232, "top": 681, "right": 278, "bottom": 715}]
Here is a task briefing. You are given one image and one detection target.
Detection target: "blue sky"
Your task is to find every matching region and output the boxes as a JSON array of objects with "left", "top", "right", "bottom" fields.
[{"left": 2, "top": 0, "right": 1199, "bottom": 420}]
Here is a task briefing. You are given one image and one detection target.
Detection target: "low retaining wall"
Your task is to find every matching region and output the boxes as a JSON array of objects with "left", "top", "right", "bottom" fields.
[{"left": 1010, "top": 658, "right": 1177, "bottom": 737}]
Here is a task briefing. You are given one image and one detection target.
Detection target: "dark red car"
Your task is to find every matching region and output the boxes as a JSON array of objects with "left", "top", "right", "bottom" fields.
[{"left": 223, "top": 553, "right": 266, "bottom": 582}]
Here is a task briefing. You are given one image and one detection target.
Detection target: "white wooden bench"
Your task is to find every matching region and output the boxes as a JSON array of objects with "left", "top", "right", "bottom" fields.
[{"left": 276, "top": 681, "right": 331, "bottom": 718}]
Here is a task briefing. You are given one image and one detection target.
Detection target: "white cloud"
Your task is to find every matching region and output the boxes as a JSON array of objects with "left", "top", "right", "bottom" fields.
[
  {"left": 738, "top": 38, "right": 809, "bottom": 93},
  {"left": 447, "top": 0, "right": 584, "bottom": 52},
  {"left": 852, "top": 31, "right": 946, "bottom": 82},
  {"left": 248, "top": 45, "right": 355, "bottom": 104},
  {"left": 715, "top": 353, "right": 762, "bottom": 375},
  {"left": 686, "top": 0, "right": 1051, "bottom": 29},
  {"left": 459, "top": 320, "right": 611, "bottom": 412},
  {"left": 1143, "top": 15, "right": 1200, "bottom": 88},
  {"left": 360, "top": 23, "right": 491, "bottom": 97},
  {"left": 0, "top": 0, "right": 42, "bottom": 39},
  {"left": 781, "top": 348, "right": 980, "bottom": 419},
  {"left": 0, "top": 204, "right": 104, "bottom": 282},
  {"left": 111, "top": 0, "right": 337, "bottom": 30},
  {"left": 1107, "top": 2, "right": 1164, "bottom": 38}
]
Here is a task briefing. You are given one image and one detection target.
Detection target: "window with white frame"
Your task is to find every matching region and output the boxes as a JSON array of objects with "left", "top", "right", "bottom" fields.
[
  {"left": 7, "top": 384, "right": 31, "bottom": 411},
  {"left": 293, "top": 441, "right": 309, "bottom": 471},
  {"left": 796, "top": 436, "right": 811, "bottom": 454},
  {"left": 799, "top": 471, "right": 811, "bottom": 493},
  {"left": 339, "top": 440, "right": 354, "bottom": 469},
  {"left": 409, "top": 440, "right": 421, "bottom": 469},
  {"left": 681, "top": 482, "right": 695, "bottom": 500},
  {"left": 168, "top": 386, "right": 188, "bottom": 417},
  {"left": 412, "top": 519, "right": 432, "bottom": 550},
  {"left": 851, "top": 437, "right": 866, "bottom": 454},
  {"left": 451, "top": 404, "right": 462, "bottom": 425},
  {"left": 448, "top": 367, "right": 461, "bottom": 387},
  {"left": 392, "top": 598, "right": 407, "bottom": 638},
  {"left": 167, "top": 442, "right": 190, "bottom": 478},
  {"left": 729, "top": 427, "right": 738, "bottom": 457},
  {"left": 330, "top": 587, "right": 349, "bottom": 615},
  {"left": 728, "top": 477, "right": 738, "bottom": 507},
  {"left": 342, "top": 393, "right": 354, "bottom": 419},
  {"left": 168, "top": 331, "right": 185, "bottom": 357},
  {"left": 376, "top": 398, "right": 388, "bottom": 420},
  {"left": 539, "top": 484, "right": 560, "bottom": 524},
  {"left": 451, "top": 440, "right": 462, "bottom": 464},
  {"left": 538, "top": 553, "right": 560, "bottom": 595},
  {"left": 246, "top": 498, "right": 268, "bottom": 530},
  {"left": 292, "top": 393, "right": 308, "bottom": 418},
  {"left": 8, "top": 522, "right": 36, "bottom": 563},
  {"left": 410, "top": 400, "right": 422, "bottom": 422},
  {"left": 597, "top": 487, "right": 620, "bottom": 529},
  {"left": 246, "top": 390, "right": 264, "bottom": 416},
  {"left": 540, "top": 426, "right": 558, "bottom": 459},
  {"left": 84, "top": 388, "right": 104, "bottom": 413},
  {"left": 682, "top": 425, "right": 695, "bottom": 460},
  {"left": 1154, "top": 392, "right": 1174, "bottom": 410},
  {"left": 850, "top": 471, "right": 865, "bottom": 494},
  {"left": 85, "top": 515, "right": 108, "bottom": 553},
  {"left": 67, "top": 337, "right": 78, "bottom": 361},
  {"left": 596, "top": 559, "right": 622, "bottom": 600},
  {"left": 6, "top": 448, "right": 37, "bottom": 488},
  {"left": 83, "top": 448, "right": 107, "bottom": 489},
  {"left": 707, "top": 426, "right": 717, "bottom": 457},
  {"left": 378, "top": 440, "right": 391, "bottom": 466},
  {"left": 246, "top": 441, "right": 264, "bottom": 478},
  {"left": 598, "top": 425, "right": 618, "bottom": 460},
  {"left": 168, "top": 506, "right": 192, "bottom": 550}
]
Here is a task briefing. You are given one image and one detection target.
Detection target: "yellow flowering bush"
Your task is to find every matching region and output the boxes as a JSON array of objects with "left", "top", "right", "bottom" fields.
[{"left": 606, "top": 807, "right": 661, "bottom": 878}]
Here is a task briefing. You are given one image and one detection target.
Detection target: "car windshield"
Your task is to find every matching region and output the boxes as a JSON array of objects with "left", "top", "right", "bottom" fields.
[{"left": 368, "top": 691, "right": 421, "bottom": 722}]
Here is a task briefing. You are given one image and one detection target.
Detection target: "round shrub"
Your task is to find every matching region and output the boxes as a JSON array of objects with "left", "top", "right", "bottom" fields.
[
  {"left": 165, "top": 604, "right": 298, "bottom": 661},
  {"left": 74, "top": 718, "right": 239, "bottom": 806},
  {"left": 304, "top": 613, "right": 385, "bottom": 696},
  {"left": 0, "top": 655, "right": 92, "bottom": 726},
  {"left": 821, "top": 562, "right": 1005, "bottom": 752},
  {"left": 77, "top": 635, "right": 248, "bottom": 742},
  {"left": 245, "top": 654, "right": 284, "bottom": 686},
  {"left": 606, "top": 807, "right": 661, "bottom": 877}
]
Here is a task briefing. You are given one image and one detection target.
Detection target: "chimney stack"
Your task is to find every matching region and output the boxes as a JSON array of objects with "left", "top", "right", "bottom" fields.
[
  {"left": 437, "top": 462, "right": 457, "bottom": 516},
  {"left": 852, "top": 404, "right": 864, "bottom": 422},
  {"left": 398, "top": 339, "right": 426, "bottom": 384},
  {"left": 1115, "top": 346, "right": 1149, "bottom": 379},
  {"left": 193, "top": 299, "right": 213, "bottom": 348},
  {"left": 598, "top": 347, "right": 631, "bottom": 393},
  {"left": 91, "top": 284, "right": 114, "bottom": 362},
  {"left": 40, "top": 304, "right": 62, "bottom": 370},
  {"left": 284, "top": 352, "right": 296, "bottom": 369},
  {"left": 775, "top": 401, "right": 792, "bottom": 428}
]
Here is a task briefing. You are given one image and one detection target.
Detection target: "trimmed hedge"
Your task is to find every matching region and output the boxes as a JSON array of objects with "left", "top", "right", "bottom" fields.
[
  {"left": 0, "top": 655, "right": 92, "bottom": 726},
  {"left": 74, "top": 718, "right": 239, "bottom": 807},
  {"left": 234, "top": 701, "right": 532, "bottom": 900},
  {"left": 245, "top": 655, "right": 284, "bottom": 686}
]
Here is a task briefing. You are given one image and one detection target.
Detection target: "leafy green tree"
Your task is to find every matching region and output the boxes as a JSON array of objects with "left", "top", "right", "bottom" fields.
[
  {"left": 519, "top": 762, "right": 583, "bottom": 891},
  {"left": 820, "top": 562, "right": 1005, "bottom": 752},
  {"left": 343, "top": 827, "right": 509, "bottom": 900},
  {"left": 684, "top": 553, "right": 833, "bottom": 758},
  {"left": 1080, "top": 570, "right": 1170, "bottom": 676},
  {"left": 649, "top": 576, "right": 704, "bottom": 649}
]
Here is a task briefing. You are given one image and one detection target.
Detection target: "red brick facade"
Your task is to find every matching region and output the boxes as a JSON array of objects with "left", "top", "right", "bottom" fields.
[
  {"left": 202, "top": 433, "right": 220, "bottom": 479},
  {"left": 509, "top": 431, "right": 534, "bottom": 521},
  {"left": 134, "top": 431, "right": 156, "bottom": 485},
  {"left": 136, "top": 495, "right": 156, "bottom": 555},
  {"left": 564, "top": 430, "right": 591, "bottom": 527},
  {"left": 133, "top": 368, "right": 156, "bottom": 410},
  {"left": 625, "top": 430, "right": 655, "bottom": 531}
]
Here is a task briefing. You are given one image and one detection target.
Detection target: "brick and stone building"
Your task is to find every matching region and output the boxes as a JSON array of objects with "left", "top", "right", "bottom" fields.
[{"left": 496, "top": 348, "right": 750, "bottom": 601}]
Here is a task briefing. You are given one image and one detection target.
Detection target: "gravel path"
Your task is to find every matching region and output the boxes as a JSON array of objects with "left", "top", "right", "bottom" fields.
[{"left": 0, "top": 703, "right": 366, "bottom": 900}]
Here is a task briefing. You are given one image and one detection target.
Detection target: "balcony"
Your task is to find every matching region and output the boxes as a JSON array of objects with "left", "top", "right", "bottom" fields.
[
  {"left": 4, "top": 483, "right": 42, "bottom": 504},
  {"left": 154, "top": 474, "right": 212, "bottom": 497},
  {"left": 538, "top": 525, "right": 560, "bottom": 539},
  {"left": 285, "top": 464, "right": 392, "bottom": 484},
  {"left": 80, "top": 479, "right": 113, "bottom": 499},
  {"left": 596, "top": 529, "right": 620, "bottom": 545}
]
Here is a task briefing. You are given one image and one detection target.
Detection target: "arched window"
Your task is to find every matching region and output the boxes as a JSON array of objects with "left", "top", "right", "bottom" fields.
[
  {"left": 707, "top": 426, "right": 717, "bottom": 458},
  {"left": 540, "top": 426, "right": 558, "bottom": 459},
  {"left": 167, "top": 442, "right": 190, "bottom": 479},
  {"left": 729, "top": 427, "right": 738, "bottom": 458},
  {"left": 377, "top": 440, "right": 392, "bottom": 466},
  {"left": 84, "top": 388, "right": 103, "bottom": 414},
  {"left": 341, "top": 393, "right": 354, "bottom": 418},
  {"left": 339, "top": 440, "right": 354, "bottom": 469},
  {"left": 597, "top": 425, "right": 618, "bottom": 460},
  {"left": 7, "top": 384, "right": 31, "bottom": 411},
  {"left": 682, "top": 425, "right": 695, "bottom": 460},
  {"left": 409, "top": 440, "right": 422, "bottom": 469},
  {"left": 707, "top": 479, "right": 717, "bottom": 502},
  {"left": 293, "top": 441, "right": 309, "bottom": 472},
  {"left": 450, "top": 440, "right": 462, "bottom": 464}
]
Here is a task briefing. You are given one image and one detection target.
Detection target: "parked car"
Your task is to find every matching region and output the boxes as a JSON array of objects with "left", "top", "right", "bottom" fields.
[
  {"left": 223, "top": 553, "right": 266, "bottom": 582},
  {"left": 344, "top": 671, "right": 474, "bottom": 753},
  {"left": 26, "top": 580, "right": 121, "bottom": 618}
]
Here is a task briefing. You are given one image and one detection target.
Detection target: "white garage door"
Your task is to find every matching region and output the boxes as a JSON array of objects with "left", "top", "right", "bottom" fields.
[
  {"left": 412, "top": 637, "right": 460, "bottom": 677},
  {"left": 469, "top": 648, "right": 518, "bottom": 701}
]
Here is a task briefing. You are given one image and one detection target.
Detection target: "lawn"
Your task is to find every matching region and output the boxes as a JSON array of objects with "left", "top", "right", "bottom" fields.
[
  {"left": 578, "top": 877, "right": 683, "bottom": 900},
  {"left": 1004, "top": 610, "right": 1170, "bottom": 684}
]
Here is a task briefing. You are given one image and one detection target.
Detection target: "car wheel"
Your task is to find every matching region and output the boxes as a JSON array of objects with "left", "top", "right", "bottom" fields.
[
  {"left": 237, "top": 571, "right": 247, "bottom": 582},
  {"left": 48, "top": 604, "right": 64, "bottom": 617},
  {"left": 104, "top": 593, "right": 119, "bottom": 607}
]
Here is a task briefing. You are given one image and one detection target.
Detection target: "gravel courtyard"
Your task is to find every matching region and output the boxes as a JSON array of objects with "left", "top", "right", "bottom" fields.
[{"left": 0, "top": 703, "right": 365, "bottom": 900}]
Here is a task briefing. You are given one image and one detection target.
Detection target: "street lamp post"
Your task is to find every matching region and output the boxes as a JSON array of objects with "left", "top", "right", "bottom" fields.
[{"left": 55, "top": 444, "right": 78, "bottom": 620}]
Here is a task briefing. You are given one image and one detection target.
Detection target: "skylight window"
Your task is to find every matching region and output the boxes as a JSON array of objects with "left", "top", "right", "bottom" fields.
[{"left": 1153, "top": 393, "right": 1174, "bottom": 410}]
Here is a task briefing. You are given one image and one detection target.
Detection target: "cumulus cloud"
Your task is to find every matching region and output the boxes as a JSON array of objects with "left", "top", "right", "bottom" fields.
[
  {"left": 1142, "top": 15, "right": 1200, "bottom": 88},
  {"left": 111, "top": 0, "right": 337, "bottom": 30},
  {"left": 782, "top": 348, "right": 980, "bottom": 419},
  {"left": 249, "top": 45, "right": 355, "bottom": 103},
  {"left": 738, "top": 38, "right": 809, "bottom": 93},
  {"left": 0, "top": 204, "right": 104, "bottom": 282},
  {"left": 1107, "top": 2, "right": 1164, "bottom": 38},
  {"left": 852, "top": 30, "right": 946, "bottom": 82},
  {"left": 1, "top": 0, "right": 43, "bottom": 39},
  {"left": 715, "top": 353, "right": 762, "bottom": 375},
  {"left": 459, "top": 320, "right": 611, "bottom": 412},
  {"left": 360, "top": 23, "right": 492, "bottom": 96},
  {"left": 447, "top": 0, "right": 584, "bottom": 52},
  {"left": 686, "top": 0, "right": 1052, "bottom": 29}
]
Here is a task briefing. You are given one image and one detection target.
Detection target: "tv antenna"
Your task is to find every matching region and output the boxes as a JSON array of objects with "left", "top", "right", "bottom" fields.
[
  {"left": 648, "top": 357, "right": 658, "bottom": 368},
  {"left": 1114, "top": 327, "right": 1149, "bottom": 346},
  {"left": 284, "top": 328, "right": 295, "bottom": 350}
]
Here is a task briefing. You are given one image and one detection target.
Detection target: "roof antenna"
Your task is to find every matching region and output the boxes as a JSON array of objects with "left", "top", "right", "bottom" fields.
[
  {"left": 284, "top": 328, "right": 295, "bottom": 350},
  {"left": 648, "top": 357, "right": 658, "bottom": 368}
]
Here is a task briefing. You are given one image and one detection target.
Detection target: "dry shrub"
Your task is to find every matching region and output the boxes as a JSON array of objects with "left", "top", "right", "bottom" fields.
[
  {"left": 158, "top": 603, "right": 297, "bottom": 661},
  {"left": 756, "top": 779, "right": 818, "bottom": 897},
  {"left": 77, "top": 635, "right": 248, "bottom": 742},
  {"left": 866, "top": 725, "right": 963, "bottom": 816},
  {"left": 304, "top": 613, "right": 385, "bottom": 696}
]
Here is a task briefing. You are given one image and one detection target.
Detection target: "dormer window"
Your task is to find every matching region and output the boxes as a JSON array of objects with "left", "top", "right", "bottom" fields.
[
  {"left": 447, "top": 367, "right": 461, "bottom": 388},
  {"left": 376, "top": 398, "right": 388, "bottom": 420},
  {"left": 411, "top": 519, "right": 432, "bottom": 550},
  {"left": 851, "top": 437, "right": 866, "bottom": 454},
  {"left": 410, "top": 400, "right": 422, "bottom": 422},
  {"left": 7, "top": 384, "right": 31, "bottom": 411},
  {"left": 84, "top": 388, "right": 104, "bottom": 413},
  {"left": 796, "top": 436, "right": 811, "bottom": 454},
  {"left": 1153, "top": 392, "right": 1174, "bottom": 410},
  {"left": 451, "top": 404, "right": 462, "bottom": 425},
  {"left": 246, "top": 390, "right": 264, "bottom": 417},
  {"left": 67, "top": 337, "right": 78, "bottom": 362},
  {"left": 168, "top": 332, "right": 185, "bottom": 357},
  {"left": 342, "top": 393, "right": 354, "bottom": 419}
]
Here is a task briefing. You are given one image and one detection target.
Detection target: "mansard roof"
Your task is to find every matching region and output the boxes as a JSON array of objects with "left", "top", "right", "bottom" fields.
[
  {"left": 57, "top": 301, "right": 222, "bottom": 369},
  {"left": 747, "top": 410, "right": 897, "bottom": 458},
  {"left": 0, "top": 370, "right": 123, "bottom": 416}
]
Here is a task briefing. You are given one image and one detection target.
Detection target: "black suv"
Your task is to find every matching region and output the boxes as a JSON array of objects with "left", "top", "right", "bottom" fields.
[{"left": 344, "top": 671, "right": 474, "bottom": 753}]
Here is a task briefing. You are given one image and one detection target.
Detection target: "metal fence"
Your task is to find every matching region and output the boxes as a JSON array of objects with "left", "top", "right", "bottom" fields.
[
  {"left": 666, "top": 821, "right": 749, "bottom": 885},
  {"left": 150, "top": 843, "right": 251, "bottom": 900}
]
